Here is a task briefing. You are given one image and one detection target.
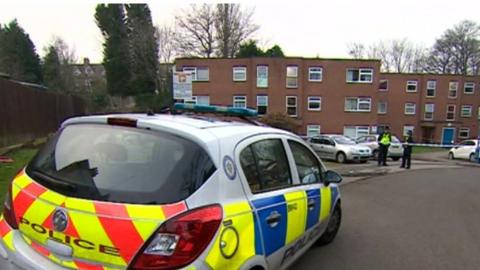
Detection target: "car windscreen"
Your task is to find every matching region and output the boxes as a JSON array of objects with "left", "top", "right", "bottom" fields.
[
  {"left": 26, "top": 124, "right": 216, "bottom": 204},
  {"left": 332, "top": 136, "right": 356, "bottom": 145}
]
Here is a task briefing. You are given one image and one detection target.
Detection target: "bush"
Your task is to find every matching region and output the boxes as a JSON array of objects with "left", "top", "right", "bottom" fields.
[{"left": 260, "top": 112, "right": 300, "bottom": 133}]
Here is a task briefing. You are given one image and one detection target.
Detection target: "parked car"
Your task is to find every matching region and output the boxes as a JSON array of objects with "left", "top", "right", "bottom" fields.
[
  {"left": 0, "top": 103, "right": 343, "bottom": 270},
  {"left": 448, "top": 139, "right": 479, "bottom": 162},
  {"left": 356, "top": 134, "right": 404, "bottom": 161},
  {"left": 307, "top": 134, "right": 372, "bottom": 163}
]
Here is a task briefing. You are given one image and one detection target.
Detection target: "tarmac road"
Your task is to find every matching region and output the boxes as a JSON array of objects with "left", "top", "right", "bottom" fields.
[{"left": 293, "top": 167, "right": 480, "bottom": 270}]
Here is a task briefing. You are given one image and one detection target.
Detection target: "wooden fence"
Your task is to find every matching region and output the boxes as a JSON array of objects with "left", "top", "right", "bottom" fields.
[{"left": 0, "top": 78, "right": 86, "bottom": 148}]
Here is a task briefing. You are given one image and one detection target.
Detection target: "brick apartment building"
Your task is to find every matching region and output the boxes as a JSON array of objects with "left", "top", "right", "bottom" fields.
[{"left": 175, "top": 57, "right": 480, "bottom": 144}]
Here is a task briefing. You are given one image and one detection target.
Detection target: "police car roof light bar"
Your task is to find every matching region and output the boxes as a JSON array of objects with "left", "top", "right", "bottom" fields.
[{"left": 173, "top": 103, "right": 258, "bottom": 117}]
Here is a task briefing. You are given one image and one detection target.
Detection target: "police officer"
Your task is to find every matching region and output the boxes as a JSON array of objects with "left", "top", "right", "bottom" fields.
[
  {"left": 401, "top": 130, "right": 414, "bottom": 169},
  {"left": 377, "top": 127, "right": 392, "bottom": 166}
]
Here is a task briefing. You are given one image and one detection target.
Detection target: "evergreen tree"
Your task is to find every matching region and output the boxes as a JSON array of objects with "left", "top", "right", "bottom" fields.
[
  {"left": 42, "top": 45, "right": 64, "bottom": 91},
  {"left": 0, "top": 19, "right": 43, "bottom": 83},
  {"left": 125, "top": 4, "right": 159, "bottom": 94},
  {"left": 236, "top": 40, "right": 264, "bottom": 57},
  {"left": 264, "top": 45, "right": 285, "bottom": 57},
  {"left": 95, "top": 4, "right": 132, "bottom": 96}
]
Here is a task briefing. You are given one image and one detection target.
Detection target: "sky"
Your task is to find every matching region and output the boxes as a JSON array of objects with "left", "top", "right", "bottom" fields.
[{"left": 0, "top": 0, "right": 479, "bottom": 63}]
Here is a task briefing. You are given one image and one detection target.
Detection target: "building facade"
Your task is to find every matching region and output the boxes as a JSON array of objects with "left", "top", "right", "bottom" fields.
[{"left": 175, "top": 57, "right": 480, "bottom": 144}]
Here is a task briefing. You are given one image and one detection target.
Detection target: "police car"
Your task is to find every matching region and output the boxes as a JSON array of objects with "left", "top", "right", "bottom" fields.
[{"left": 0, "top": 103, "right": 342, "bottom": 270}]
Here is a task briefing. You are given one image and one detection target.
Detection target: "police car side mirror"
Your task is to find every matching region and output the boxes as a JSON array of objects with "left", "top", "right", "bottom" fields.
[{"left": 325, "top": 170, "right": 342, "bottom": 185}]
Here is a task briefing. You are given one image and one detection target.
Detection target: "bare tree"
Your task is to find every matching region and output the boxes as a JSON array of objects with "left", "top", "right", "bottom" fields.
[
  {"left": 347, "top": 42, "right": 365, "bottom": 59},
  {"left": 52, "top": 37, "right": 77, "bottom": 65},
  {"left": 175, "top": 4, "right": 216, "bottom": 58},
  {"left": 427, "top": 20, "right": 480, "bottom": 75},
  {"left": 157, "top": 25, "right": 176, "bottom": 63},
  {"left": 215, "top": 4, "right": 258, "bottom": 58}
]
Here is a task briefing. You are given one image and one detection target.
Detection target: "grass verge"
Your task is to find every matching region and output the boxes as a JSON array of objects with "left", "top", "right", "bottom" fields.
[
  {"left": 412, "top": 146, "right": 449, "bottom": 154},
  {"left": 0, "top": 148, "right": 38, "bottom": 205}
]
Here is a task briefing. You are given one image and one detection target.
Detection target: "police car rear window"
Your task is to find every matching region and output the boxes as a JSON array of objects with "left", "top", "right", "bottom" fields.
[{"left": 26, "top": 124, "right": 216, "bottom": 204}]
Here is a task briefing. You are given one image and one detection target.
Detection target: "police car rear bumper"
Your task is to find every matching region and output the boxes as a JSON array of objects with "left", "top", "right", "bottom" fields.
[{"left": 0, "top": 230, "right": 72, "bottom": 270}]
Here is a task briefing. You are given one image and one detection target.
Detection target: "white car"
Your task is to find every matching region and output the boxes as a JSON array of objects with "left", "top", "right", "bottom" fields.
[
  {"left": 448, "top": 139, "right": 479, "bottom": 162},
  {"left": 356, "top": 134, "right": 404, "bottom": 161},
  {"left": 307, "top": 134, "right": 372, "bottom": 163},
  {"left": 0, "top": 103, "right": 343, "bottom": 270}
]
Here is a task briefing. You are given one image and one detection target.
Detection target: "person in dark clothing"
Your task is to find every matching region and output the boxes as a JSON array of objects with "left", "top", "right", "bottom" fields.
[
  {"left": 377, "top": 127, "right": 392, "bottom": 166},
  {"left": 401, "top": 130, "right": 414, "bottom": 169}
]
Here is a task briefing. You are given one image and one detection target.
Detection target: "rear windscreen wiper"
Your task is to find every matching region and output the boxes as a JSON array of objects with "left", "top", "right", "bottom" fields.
[{"left": 31, "top": 170, "right": 77, "bottom": 192}]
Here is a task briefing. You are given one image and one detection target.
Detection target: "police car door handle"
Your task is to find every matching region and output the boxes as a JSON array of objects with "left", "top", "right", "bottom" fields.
[
  {"left": 308, "top": 199, "right": 315, "bottom": 210},
  {"left": 266, "top": 211, "right": 281, "bottom": 228}
]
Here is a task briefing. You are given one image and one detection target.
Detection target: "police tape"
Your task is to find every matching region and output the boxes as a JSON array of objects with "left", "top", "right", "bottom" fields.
[{"left": 401, "top": 143, "right": 479, "bottom": 148}]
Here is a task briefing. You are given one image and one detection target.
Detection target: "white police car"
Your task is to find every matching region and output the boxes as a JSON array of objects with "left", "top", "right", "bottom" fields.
[{"left": 0, "top": 103, "right": 342, "bottom": 270}]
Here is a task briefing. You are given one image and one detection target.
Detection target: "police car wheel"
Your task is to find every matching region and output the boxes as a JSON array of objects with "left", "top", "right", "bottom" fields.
[
  {"left": 316, "top": 204, "right": 342, "bottom": 246},
  {"left": 391, "top": 157, "right": 400, "bottom": 161}
]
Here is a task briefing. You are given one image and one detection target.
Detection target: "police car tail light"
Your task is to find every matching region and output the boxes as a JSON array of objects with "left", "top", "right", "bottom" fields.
[
  {"left": 2, "top": 170, "right": 22, "bottom": 229},
  {"left": 131, "top": 204, "right": 222, "bottom": 270}
]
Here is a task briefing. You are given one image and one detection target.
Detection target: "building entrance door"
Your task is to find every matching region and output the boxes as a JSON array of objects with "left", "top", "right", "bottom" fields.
[{"left": 442, "top": 127, "right": 455, "bottom": 145}]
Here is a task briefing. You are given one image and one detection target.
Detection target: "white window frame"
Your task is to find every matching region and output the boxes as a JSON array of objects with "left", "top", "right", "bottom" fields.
[
  {"left": 403, "top": 126, "right": 415, "bottom": 137},
  {"left": 346, "top": 68, "right": 373, "bottom": 83},
  {"left": 196, "top": 95, "right": 210, "bottom": 105},
  {"left": 343, "top": 126, "right": 370, "bottom": 139},
  {"left": 256, "top": 65, "right": 268, "bottom": 88},
  {"left": 404, "top": 103, "right": 416, "bottom": 115},
  {"left": 446, "top": 105, "right": 456, "bottom": 121},
  {"left": 306, "top": 125, "right": 321, "bottom": 137},
  {"left": 256, "top": 95, "right": 268, "bottom": 115},
  {"left": 424, "top": 103, "right": 434, "bottom": 121},
  {"left": 426, "top": 80, "right": 436, "bottom": 97},
  {"left": 448, "top": 81, "right": 458, "bottom": 98},
  {"left": 233, "top": 67, "right": 247, "bottom": 82},
  {"left": 459, "top": 128, "right": 470, "bottom": 139},
  {"left": 461, "top": 105, "right": 472, "bottom": 118},
  {"left": 464, "top": 82, "right": 475, "bottom": 94},
  {"left": 183, "top": 67, "right": 197, "bottom": 81},
  {"left": 344, "top": 97, "right": 372, "bottom": 112},
  {"left": 233, "top": 95, "right": 247, "bottom": 108},
  {"left": 307, "top": 96, "right": 321, "bottom": 111},
  {"left": 308, "top": 67, "right": 323, "bottom": 82},
  {"left": 286, "top": 66, "right": 298, "bottom": 88},
  {"left": 286, "top": 96, "right": 298, "bottom": 117},
  {"left": 377, "top": 101, "right": 387, "bottom": 114},
  {"left": 406, "top": 80, "right": 418, "bottom": 92}
]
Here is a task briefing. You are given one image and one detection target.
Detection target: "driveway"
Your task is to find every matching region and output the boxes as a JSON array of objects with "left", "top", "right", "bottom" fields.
[{"left": 293, "top": 167, "right": 480, "bottom": 270}]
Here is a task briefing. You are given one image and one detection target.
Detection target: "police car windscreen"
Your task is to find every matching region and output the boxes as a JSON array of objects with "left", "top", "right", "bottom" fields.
[{"left": 26, "top": 124, "right": 216, "bottom": 204}]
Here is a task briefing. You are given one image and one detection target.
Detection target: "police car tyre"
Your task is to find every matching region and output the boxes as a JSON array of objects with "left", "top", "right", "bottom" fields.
[
  {"left": 391, "top": 157, "right": 400, "bottom": 161},
  {"left": 448, "top": 152, "right": 455, "bottom": 160},
  {"left": 336, "top": 152, "right": 347, "bottom": 164},
  {"left": 316, "top": 204, "right": 342, "bottom": 246}
]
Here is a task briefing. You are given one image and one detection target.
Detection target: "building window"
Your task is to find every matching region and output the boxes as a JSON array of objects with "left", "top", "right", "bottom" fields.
[
  {"left": 464, "top": 82, "right": 475, "bottom": 94},
  {"left": 184, "top": 96, "right": 197, "bottom": 104},
  {"left": 286, "top": 66, "right": 298, "bottom": 88},
  {"left": 377, "top": 102, "right": 387, "bottom": 114},
  {"left": 345, "top": 97, "right": 371, "bottom": 112},
  {"left": 448, "top": 81, "right": 458, "bottom": 98},
  {"left": 459, "top": 128, "right": 470, "bottom": 139},
  {"left": 461, "top": 105, "right": 472, "bottom": 117},
  {"left": 446, "top": 105, "right": 456, "bottom": 121},
  {"left": 307, "top": 96, "right": 321, "bottom": 111},
  {"left": 308, "top": 67, "right": 323, "bottom": 82},
  {"left": 343, "top": 126, "right": 369, "bottom": 139},
  {"left": 196, "top": 96, "right": 210, "bottom": 105},
  {"left": 257, "top": 65, "right": 268, "bottom": 88},
  {"left": 424, "top": 103, "right": 434, "bottom": 121},
  {"left": 307, "top": 125, "right": 321, "bottom": 137},
  {"left": 233, "top": 96, "right": 247, "bottom": 108},
  {"left": 346, "top": 68, "right": 373, "bottom": 83},
  {"left": 426, "top": 80, "right": 436, "bottom": 97},
  {"left": 183, "top": 67, "right": 197, "bottom": 81},
  {"left": 403, "top": 126, "right": 415, "bottom": 137},
  {"left": 286, "top": 96, "right": 297, "bottom": 117},
  {"left": 256, "top": 95, "right": 268, "bottom": 115},
  {"left": 404, "top": 103, "right": 416, "bottom": 115},
  {"left": 379, "top": 79, "right": 388, "bottom": 91},
  {"left": 233, "top": 67, "right": 247, "bottom": 81},
  {"left": 406, "top": 81, "right": 418, "bottom": 92}
]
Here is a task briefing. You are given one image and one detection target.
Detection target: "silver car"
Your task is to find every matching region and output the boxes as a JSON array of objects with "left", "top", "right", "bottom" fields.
[
  {"left": 307, "top": 134, "right": 372, "bottom": 163},
  {"left": 356, "top": 134, "right": 404, "bottom": 161}
]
